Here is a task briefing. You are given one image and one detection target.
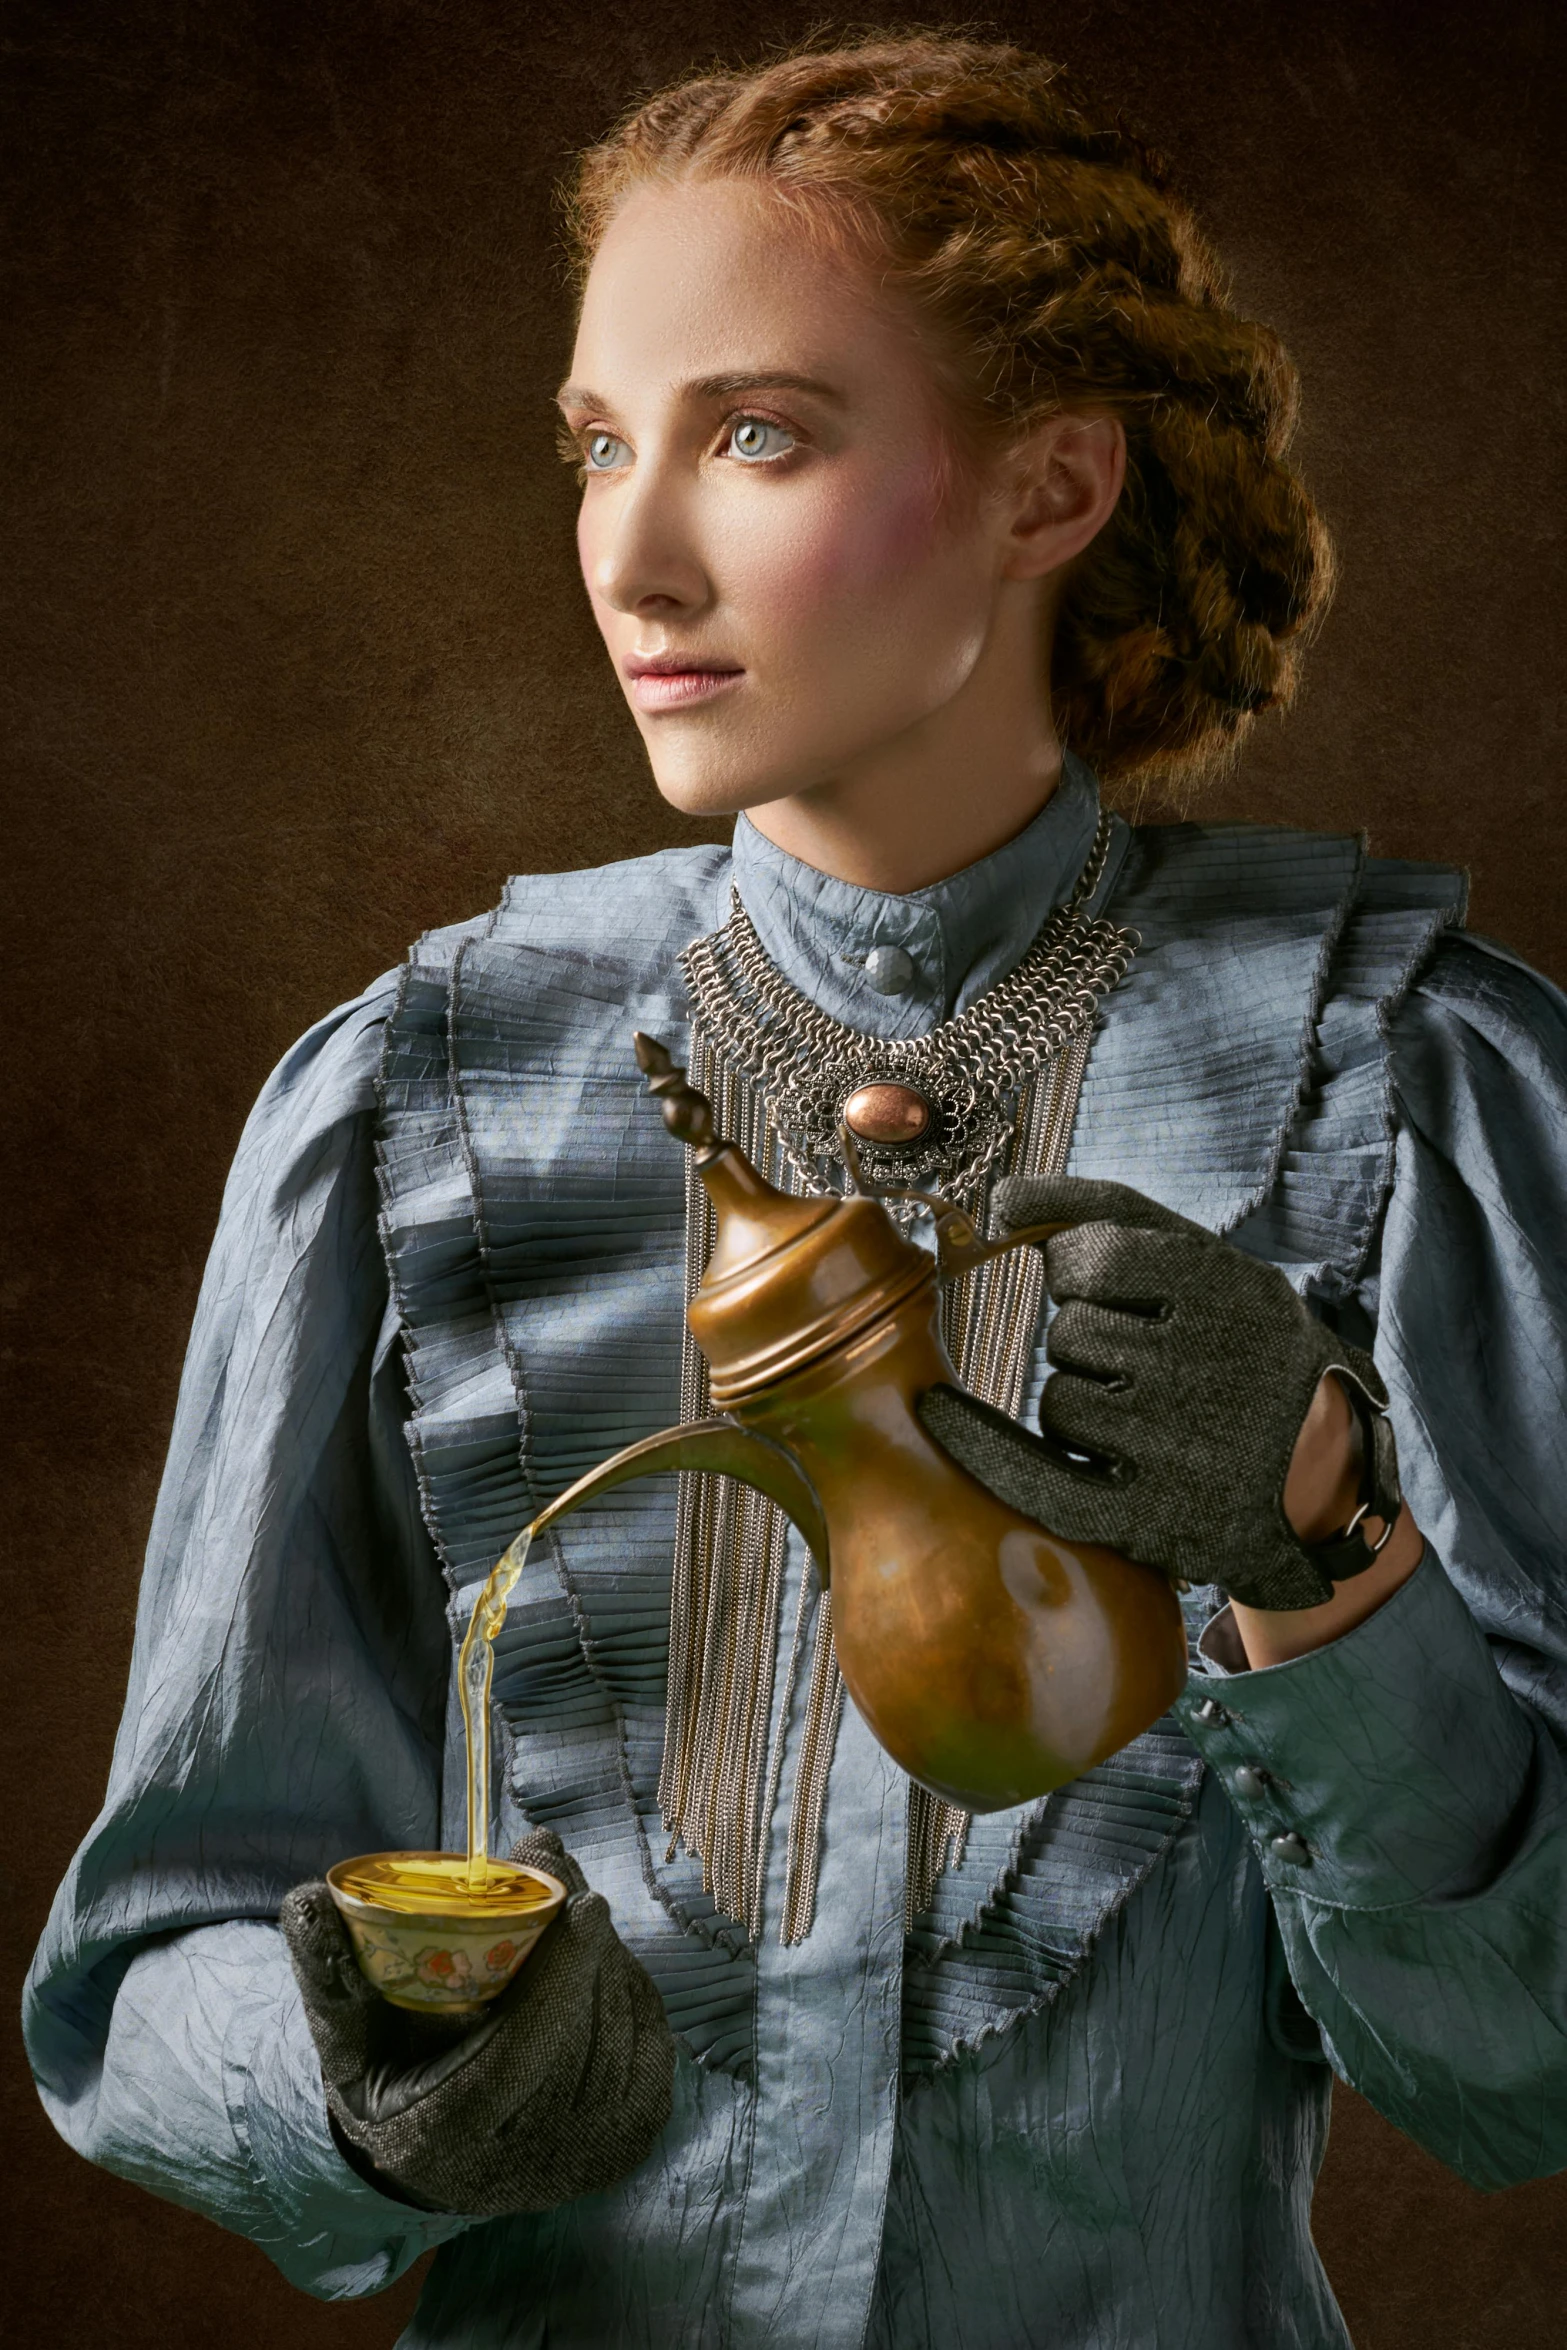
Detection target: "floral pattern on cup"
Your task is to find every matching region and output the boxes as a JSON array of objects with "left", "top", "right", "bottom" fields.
[{"left": 326, "top": 1854, "right": 566, "bottom": 2014}]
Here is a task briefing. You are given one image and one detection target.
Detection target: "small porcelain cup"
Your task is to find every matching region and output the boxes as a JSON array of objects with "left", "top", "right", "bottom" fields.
[{"left": 326, "top": 1851, "right": 567, "bottom": 2017}]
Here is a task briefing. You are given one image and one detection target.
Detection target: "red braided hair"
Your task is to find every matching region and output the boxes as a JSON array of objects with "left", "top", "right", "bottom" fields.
[{"left": 566, "top": 34, "right": 1333, "bottom": 793}]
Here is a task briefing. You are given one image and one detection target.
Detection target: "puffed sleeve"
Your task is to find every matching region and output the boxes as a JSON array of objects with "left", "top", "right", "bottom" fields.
[
  {"left": 22, "top": 979, "right": 474, "bottom": 2294},
  {"left": 1179, "top": 932, "right": 1567, "bottom": 2188}
]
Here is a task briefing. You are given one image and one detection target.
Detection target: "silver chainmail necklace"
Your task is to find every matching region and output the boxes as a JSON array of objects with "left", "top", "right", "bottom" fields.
[
  {"left": 664, "top": 812, "right": 1139, "bottom": 1943},
  {"left": 680, "top": 812, "right": 1134, "bottom": 1199}
]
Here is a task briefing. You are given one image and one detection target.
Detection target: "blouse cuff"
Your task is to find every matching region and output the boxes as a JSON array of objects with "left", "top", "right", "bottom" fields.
[{"left": 1175, "top": 1550, "right": 1537, "bottom": 1910}]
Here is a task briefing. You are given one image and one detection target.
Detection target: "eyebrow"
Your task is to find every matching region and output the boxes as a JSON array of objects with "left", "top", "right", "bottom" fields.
[{"left": 555, "top": 370, "right": 844, "bottom": 412}]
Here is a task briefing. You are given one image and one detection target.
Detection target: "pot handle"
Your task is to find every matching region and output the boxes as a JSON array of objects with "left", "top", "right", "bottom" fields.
[{"left": 528, "top": 1416, "right": 832, "bottom": 1580}]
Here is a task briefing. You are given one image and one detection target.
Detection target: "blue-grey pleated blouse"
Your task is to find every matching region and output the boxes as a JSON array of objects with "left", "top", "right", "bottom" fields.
[{"left": 23, "top": 763, "right": 1567, "bottom": 2348}]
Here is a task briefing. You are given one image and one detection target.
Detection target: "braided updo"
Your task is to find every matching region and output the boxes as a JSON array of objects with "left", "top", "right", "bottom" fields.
[{"left": 568, "top": 35, "right": 1332, "bottom": 791}]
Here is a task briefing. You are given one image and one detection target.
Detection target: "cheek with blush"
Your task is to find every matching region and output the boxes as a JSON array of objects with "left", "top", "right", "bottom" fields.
[
  {"left": 737, "top": 453, "right": 961, "bottom": 658},
  {"left": 855, "top": 447, "right": 965, "bottom": 583}
]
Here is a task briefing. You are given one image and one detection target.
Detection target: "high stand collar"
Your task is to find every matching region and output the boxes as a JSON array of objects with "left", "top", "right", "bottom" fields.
[{"left": 729, "top": 755, "right": 1106, "bottom": 1042}]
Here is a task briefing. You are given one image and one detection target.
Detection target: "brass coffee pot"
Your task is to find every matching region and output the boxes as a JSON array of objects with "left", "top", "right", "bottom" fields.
[{"left": 524, "top": 1035, "right": 1188, "bottom": 1814}]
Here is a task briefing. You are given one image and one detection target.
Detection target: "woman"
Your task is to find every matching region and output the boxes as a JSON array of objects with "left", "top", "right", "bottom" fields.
[{"left": 25, "top": 35, "right": 1567, "bottom": 2349}]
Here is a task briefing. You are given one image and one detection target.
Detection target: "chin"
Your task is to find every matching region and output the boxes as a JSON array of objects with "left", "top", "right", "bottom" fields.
[{"left": 644, "top": 750, "right": 801, "bottom": 822}]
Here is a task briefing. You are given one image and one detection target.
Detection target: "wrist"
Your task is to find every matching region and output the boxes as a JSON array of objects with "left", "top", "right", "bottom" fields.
[
  {"left": 1283, "top": 1372, "right": 1362, "bottom": 1541},
  {"left": 1243, "top": 1367, "right": 1420, "bottom": 1664},
  {"left": 1231, "top": 1509, "right": 1425, "bottom": 1666}
]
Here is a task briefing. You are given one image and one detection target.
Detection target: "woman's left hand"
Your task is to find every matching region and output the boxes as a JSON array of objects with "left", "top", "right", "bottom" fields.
[{"left": 921, "top": 1174, "right": 1403, "bottom": 1613}]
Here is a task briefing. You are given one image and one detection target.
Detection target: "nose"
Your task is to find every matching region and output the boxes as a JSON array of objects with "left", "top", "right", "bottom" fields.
[{"left": 583, "top": 450, "right": 711, "bottom": 620}]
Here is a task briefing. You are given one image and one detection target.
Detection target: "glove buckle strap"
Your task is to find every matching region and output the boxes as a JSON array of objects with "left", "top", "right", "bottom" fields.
[
  {"left": 1305, "top": 1380, "right": 1402, "bottom": 1583},
  {"left": 1337, "top": 1495, "right": 1396, "bottom": 1557}
]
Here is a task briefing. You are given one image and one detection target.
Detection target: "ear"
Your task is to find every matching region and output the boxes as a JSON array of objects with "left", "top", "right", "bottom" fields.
[{"left": 1000, "top": 414, "right": 1126, "bottom": 582}]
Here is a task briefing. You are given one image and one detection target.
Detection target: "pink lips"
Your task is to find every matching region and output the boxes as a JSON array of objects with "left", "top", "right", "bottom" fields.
[{"left": 625, "top": 657, "right": 744, "bottom": 714}]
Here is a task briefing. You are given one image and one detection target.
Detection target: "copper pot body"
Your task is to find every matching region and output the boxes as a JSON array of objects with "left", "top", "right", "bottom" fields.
[
  {"left": 530, "top": 1129, "right": 1188, "bottom": 1815},
  {"left": 733, "top": 1270, "right": 1187, "bottom": 1811}
]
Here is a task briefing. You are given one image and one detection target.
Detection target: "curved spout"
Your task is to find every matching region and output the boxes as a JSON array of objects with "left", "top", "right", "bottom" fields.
[{"left": 529, "top": 1416, "right": 832, "bottom": 1577}]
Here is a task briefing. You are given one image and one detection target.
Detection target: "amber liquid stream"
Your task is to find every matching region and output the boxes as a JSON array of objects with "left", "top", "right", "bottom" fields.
[
  {"left": 337, "top": 1526, "right": 542, "bottom": 1918},
  {"left": 453, "top": 1526, "right": 538, "bottom": 1897}
]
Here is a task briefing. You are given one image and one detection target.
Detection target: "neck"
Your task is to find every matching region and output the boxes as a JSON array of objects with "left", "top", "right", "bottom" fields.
[{"left": 745, "top": 592, "right": 1064, "bottom": 892}]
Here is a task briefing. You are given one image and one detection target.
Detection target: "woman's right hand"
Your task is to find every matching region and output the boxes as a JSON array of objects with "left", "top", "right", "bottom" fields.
[
  {"left": 280, "top": 1828, "right": 675, "bottom": 2217},
  {"left": 920, "top": 1173, "right": 1402, "bottom": 1613}
]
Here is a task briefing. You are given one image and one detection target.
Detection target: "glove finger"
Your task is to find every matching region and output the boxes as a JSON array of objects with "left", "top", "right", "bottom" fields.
[
  {"left": 510, "top": 1825, "right": 589, "bottom": 1900},
  {"left": 279, "top": 1880, "right": 374, "bottom": 2009},
  {"left": 994, "top": 1174, "right": 1204, "bottom": 1242},
  {"left": 499, "top": 1887, "right": 616, "bottom": 2037},
  {"left": 557, "top": 1887, "right": 618, "bottom": 1958},
  {"left": 590, "top": 1941, "right": 675, "bottom": 2131},
  {"left": 625, "top": 1966, "right": 677, "bottom": 2127},
  {"left": 1037, "top": 1370, "right": 1142, "bottom": 1468},
  {"left": 919, "top": 1384, "right": 1137, "bottom": 1555},
  {"left": 921, "top": 1382, "right": 1109, "bottom": 1507},
  {"left": 1045, "top": 1297, "right": 1171, "bottom": 1388},
  {"left": 577, "top": 1935, "right": 642, "bottom": 2105},
  {"left": 280, "top": 1880, "right": 383, "bottom": 2097},
  {"left": 1045, "top": 1220, "right": 1213, "bottom": 1312}
]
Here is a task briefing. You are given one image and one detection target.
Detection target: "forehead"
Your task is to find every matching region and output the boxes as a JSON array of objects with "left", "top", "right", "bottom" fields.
[{"left": 569, "top": 177, "right": 921, "bottom": 404}]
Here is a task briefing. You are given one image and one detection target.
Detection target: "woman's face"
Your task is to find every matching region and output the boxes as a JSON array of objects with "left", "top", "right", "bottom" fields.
[{"left": 560, "top": 178, "right": 1024, "bottom": 819}]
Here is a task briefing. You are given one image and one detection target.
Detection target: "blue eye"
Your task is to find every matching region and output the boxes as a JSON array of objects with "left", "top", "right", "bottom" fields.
[
  {"left": 726, "top": 416, "right": 794, "bottom": 463},
  {"left": 584, "top": 431, "right": 629, "bottom": 471}
]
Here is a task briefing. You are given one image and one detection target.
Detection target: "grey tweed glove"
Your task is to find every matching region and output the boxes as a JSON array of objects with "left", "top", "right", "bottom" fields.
[
  {"left": 280, "top": 1827, "right": 675, "bottom": 2217},
  {"left": 920, "top": 1175, "right": 1396, "bottom": 1612}
]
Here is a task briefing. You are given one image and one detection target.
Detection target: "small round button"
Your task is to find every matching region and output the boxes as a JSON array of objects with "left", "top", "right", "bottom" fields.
[
  {"left": 1233, "top": 1763, "right": 1268, "bottom": 1800},
  {"left": 1193, "top": 1697, "right": 1231, "bottom": 1728},
  {"left": 1269, "top": 1832, "right": 1312, "bottom": 1866},
  {"left": 864, "top": 943, "right": 916, "bottom": 997}
]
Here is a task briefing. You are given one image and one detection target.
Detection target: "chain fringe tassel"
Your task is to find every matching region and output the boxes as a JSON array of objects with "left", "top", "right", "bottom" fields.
[{"left": 659, "top": 1021, "right": 1097, "bottom": 1943}]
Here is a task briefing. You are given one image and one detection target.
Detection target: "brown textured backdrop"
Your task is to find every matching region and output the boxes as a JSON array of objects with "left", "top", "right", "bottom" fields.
[{"left": 4, "top": 3, "right": 1564, "bottom": 2344}]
